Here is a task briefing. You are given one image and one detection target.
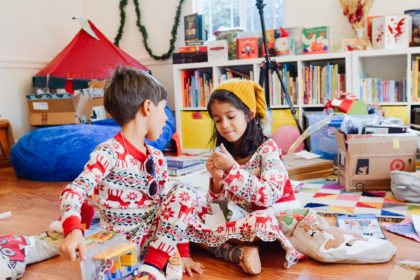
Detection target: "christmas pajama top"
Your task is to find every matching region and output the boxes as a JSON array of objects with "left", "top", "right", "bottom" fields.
[
  {"left": 186, "top": 139, "right": 305, "bottom": 268},
  {"left": 59, "top": 132, "right": 193, "bottom": 264}
]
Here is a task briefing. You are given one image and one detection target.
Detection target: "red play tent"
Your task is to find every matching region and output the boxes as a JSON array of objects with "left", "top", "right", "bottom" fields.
[{"left": 33, "top": 20, "right": 148, "bottom": 92}]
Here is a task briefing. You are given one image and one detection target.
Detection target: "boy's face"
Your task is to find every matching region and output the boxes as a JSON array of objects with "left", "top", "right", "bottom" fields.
[{"left": 146, "top": 100, "right": 167, "bottom": 141}]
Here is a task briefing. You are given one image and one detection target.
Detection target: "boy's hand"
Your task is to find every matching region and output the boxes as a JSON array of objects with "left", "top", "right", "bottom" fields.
[
  {"left": 182, "top": 256, "right": 204, "bottom": 277},
  {"left": 58, "top": 229, "right": 86, "bottom": 261},
  {"left": 212, "top": 143, "right": 235, "bottom": 172}
]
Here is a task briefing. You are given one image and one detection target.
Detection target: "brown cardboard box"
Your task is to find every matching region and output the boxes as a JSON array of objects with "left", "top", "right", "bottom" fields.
[
  {"left": 335, "top": 130, "right": 418, "bottom": 191},
  {"left": 284, "top": 157, "right": 334, "bottom": 180},
  {"left": 27, "top": 95, "right": 77, "bottom": 125},
  {"left": 389, "top": 262, "right": 420, "bottom": 280},
  {"left": 73, "top": 94, "right": 110, "bottom": 124},
  {"left": 27, "top": 93, "right": 110, "bottom": 126}
]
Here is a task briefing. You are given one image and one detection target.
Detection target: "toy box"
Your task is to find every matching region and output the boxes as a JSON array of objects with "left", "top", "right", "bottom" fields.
[
  {"left": 371, "top": 15, "right": 410, "bottom": 49},
  {"left": 335, "top": 130, "right": 417, "bottom": 192},
  {"left": 306, "top": 113, "right": 344, "bottom": 160}
]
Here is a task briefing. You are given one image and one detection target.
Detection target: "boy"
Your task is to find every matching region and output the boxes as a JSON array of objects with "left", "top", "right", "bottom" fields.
[{"left": 58, "top": 66, "right": 203, "bottom": 279}]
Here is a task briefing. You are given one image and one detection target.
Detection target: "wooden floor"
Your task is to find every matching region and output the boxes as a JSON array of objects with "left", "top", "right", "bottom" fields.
[{"left": 1, "top": 166, "right": 419, "bottom": 280}]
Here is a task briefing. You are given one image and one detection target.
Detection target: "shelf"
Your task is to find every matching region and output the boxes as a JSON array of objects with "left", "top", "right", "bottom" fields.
[
  {"left": 379, "top": 102, "right": 408, "bottom": 106},
  {"left": 173, "top": 48, "right": 419, "bottom": 151}
]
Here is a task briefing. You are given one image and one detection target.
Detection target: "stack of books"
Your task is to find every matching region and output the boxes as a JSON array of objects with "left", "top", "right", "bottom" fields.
[{"left": 166, "top": 155, "right": 206, "bottom": 176}]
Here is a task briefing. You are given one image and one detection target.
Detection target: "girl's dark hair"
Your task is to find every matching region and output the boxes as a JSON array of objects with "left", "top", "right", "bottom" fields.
[
  {"left": 104, "top": 66, "right": 167, "bottom": 126},
  {"left": 207, "top": 90, "right": 267, "bottom": 158}
]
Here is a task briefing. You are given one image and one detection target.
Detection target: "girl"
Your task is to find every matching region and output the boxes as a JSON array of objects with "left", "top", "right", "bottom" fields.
[
  {"left": 186, "top": 79, "right": 303, "bottom": 274},
  {"left": 187, "top": 79, "right": 396, "bottom": 274}
]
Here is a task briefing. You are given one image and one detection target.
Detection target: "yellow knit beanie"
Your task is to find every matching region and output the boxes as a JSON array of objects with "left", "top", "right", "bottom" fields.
[{"left": 212, "top": 79, "right": 267, "bottom": 119}]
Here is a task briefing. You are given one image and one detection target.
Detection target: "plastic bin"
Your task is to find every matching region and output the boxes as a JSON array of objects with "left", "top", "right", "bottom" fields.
[{"left": 306, "top": 114, "right": 343, "bottom": 160}]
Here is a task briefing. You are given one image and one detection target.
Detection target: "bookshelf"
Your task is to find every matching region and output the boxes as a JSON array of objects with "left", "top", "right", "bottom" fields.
[{"left": 173, "top": 47, "right": 420, "bottom": 153}]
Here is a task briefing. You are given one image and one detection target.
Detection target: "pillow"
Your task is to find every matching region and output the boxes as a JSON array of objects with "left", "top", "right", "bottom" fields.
[{"left": 10, "top": 105, "right": 175, "bottom": 182}]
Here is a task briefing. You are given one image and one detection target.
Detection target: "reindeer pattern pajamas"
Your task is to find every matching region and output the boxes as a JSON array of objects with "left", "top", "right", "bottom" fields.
[
  {"left": 186, "top": 139, "right": 305, "bottom": 268},
  {"left": 60, "top": 132, "right": 196, "bottom": 266}
]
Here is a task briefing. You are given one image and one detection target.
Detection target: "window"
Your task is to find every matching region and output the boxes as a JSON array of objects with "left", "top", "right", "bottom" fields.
[{"left": 193, "top": 0, "right": 284, "bottom": 35}]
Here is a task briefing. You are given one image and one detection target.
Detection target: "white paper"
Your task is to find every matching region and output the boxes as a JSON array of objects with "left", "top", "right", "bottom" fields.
[
  {"left": 0, "top": 211, "right": 11, "bottom": 219},
  {"left": 227, "top": 201, "right": 248, "bottom": 221},
  {"left": 412, "top": 214, "right": 420, "bottom": 236},
  {"left": 204, "top": 203, "right": 226, "bottom": 230},
  {"left": 32, "top": 102, "right": 48, "bottom": 110},
  {"left": 293, "top": 150, "right": 321, "bottom": 160}
]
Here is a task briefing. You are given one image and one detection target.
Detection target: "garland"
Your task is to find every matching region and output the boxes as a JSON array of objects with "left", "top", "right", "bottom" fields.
[{"left": 114, "top": 0, "right": 185, "bottom": 60}]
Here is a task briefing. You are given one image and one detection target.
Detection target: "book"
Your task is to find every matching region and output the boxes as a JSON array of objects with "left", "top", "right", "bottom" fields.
[
  {"left": 179, "top": 45, "right": 207, "bottom": 53},
  {"left": 336, "top": 214, "right": 386, "bottom": 239},
  {"left": 166, "top": 155, "right": 204, "bottom": 168},
  {"left": 302, "top": 26, "right": 334, "bottom": 54},
  {"left": 404, "top": 9, "right": 420, "bottom": 46},
  {"left": 172, "top": 52, "right": 208, "bottom": 64},
  {"left": 215, "top": 29, "right": 242, "bottom": 60},
  {"left": 168, "top": 162, "right": 206, "bottom": 176},
  {"left": 236, "top": 37, "right": 258, "bottom": 59},
  {"left": 285, "top": 26, "right": 303, "bottom": 55},
  {"left": 184, "top": 13, "right": 205, "bottom": 42}
]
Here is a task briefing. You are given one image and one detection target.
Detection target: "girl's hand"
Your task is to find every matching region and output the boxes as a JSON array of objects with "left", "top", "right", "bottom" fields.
[
  {"left": 58, "top": 229, "right": 86, "bottom": 261},
  {"left": 206, "top": 158, "right": 224, "bottom": 194},
  {"left": 212, "top": 143, "right": 235, "bottom": 172},
  {"left": 182, "top": 256, "right": 205, "bottom": 277}
]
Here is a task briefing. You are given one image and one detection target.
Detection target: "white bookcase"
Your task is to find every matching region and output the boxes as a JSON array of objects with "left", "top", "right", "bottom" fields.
[{"left": 172, "top": 47, "right": 420, "bottom": 153}]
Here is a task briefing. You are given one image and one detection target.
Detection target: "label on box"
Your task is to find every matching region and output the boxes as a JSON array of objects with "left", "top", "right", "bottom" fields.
[
  {"left": 91, "top": 106, "right": 107, "bottom": 122},
  {"left": 32, "top": 102, "right": 48, "bottom": 110}
]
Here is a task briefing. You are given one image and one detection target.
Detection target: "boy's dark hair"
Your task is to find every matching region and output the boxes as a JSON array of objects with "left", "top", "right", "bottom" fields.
[
  {"left": 104, "top": 66, "right": 167, "bottom": 126},
  {"left": 207, "top": 90, "right": 267, "bottom": 158}
]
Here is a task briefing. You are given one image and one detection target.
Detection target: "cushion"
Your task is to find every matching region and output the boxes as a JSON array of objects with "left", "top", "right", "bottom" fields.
[{"left": 10, "top": 105, "right": 175, "bottom": 182}]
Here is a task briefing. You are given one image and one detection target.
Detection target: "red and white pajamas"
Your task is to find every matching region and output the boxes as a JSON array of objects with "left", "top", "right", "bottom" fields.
[
  {"left": 185, "top": 139, "right": 305, "bottom": 268},
  {"left": 60, "top": 132, "right": 197, "bottom": 269}
]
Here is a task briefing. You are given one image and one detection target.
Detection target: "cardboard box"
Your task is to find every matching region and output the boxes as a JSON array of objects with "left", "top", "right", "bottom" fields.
[
  {"left": 284, "top": 157, "right": 334, "bottom": 180},
  {"left": 389, "top": 262, "right": 420, "bottom": 280},
  {"left": 27, "top": 93, "right": 77, "bottom": 125},
  {"left": 26, "top": 93, "right": 109, "bottom": 126},
  {"left": 371, "top": 15, "right": 410, "bottom": 49},
  {"left": 73, "top": 93, "right": 111, "bottom": 123},
  {"left": 335, "top": 130, "right": 417, "bottom": 191},
  {"left": 207, "top": 40, "right": 228, "bottom": 62}
]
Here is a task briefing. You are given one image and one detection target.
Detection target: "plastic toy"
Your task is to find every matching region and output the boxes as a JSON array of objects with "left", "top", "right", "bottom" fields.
[{"left": 93, "top": 242, "right": 140, "bottom": 280}]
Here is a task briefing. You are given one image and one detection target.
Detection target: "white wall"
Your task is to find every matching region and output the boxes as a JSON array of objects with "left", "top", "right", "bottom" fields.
[
  {"left": 81, "top": 0, "right": 193, "bottom": 112},
  {"left": 2, "top": 0, "right": 420, "bottom": 141},
  {"left": 284, "top": 0, "right": 420, "bottom": 48},
  {"left": 0, "top": 0, "right": 82, "bottom": 140}
]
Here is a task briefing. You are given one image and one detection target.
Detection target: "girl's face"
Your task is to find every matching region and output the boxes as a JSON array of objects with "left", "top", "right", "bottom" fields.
[{"left": 210, "top": 100, "right": 250, "bottom": 145}]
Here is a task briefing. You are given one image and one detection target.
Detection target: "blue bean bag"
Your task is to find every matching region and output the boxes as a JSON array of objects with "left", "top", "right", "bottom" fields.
[{"left": 10, "top": 105, "right": 175, "bottom": 182}]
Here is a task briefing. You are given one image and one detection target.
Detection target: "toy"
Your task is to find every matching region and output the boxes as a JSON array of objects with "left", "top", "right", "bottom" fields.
[
  {"left": 81, "top": 235, "right": 141, "bottom": 280},
  {"left": 93, "top": 242, "right": 140, "bottom": 280}
]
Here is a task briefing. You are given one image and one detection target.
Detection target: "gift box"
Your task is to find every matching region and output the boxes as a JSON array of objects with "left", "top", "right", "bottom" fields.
[{"left": 371, "top": 15, "right": 410, "bottom": 49}]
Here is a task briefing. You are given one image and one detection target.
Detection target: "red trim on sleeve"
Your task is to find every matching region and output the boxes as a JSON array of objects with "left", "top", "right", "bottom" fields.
[
  {"left": 144, "top": 246, "right": 170, "bottom": 270},
  {"left": 62, "top": 215, "right": 84, "bottom": 237},
  {"left": 177, "top": 243, "right": 190, "bottom": 257}
]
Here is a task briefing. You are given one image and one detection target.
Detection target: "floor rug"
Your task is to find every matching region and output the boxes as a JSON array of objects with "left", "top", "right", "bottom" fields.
[{"left": 294, "top": 178, "right": 420, "bottom": 221}]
